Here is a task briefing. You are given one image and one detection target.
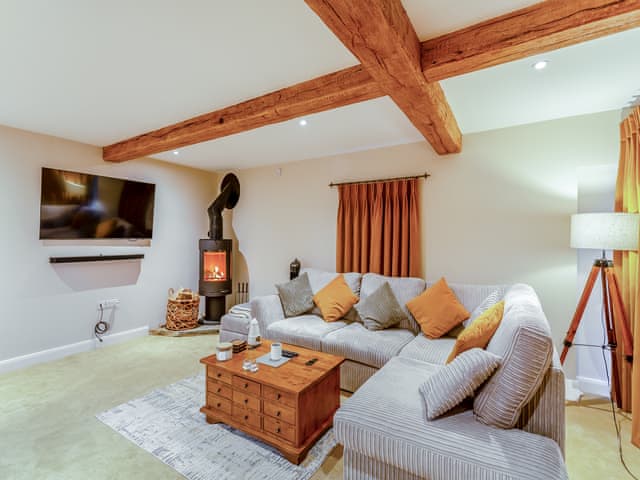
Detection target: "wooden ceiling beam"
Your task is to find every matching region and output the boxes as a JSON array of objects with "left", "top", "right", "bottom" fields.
[
  {"left": 104, "top": 0, "right": 640, "bottom": 162},
  {"left": 103, "top": 65, "right": 382, "bottom": 162},
  {"left": 304, "top": 0, "right": 462, "bottom": 155},
  {"left": 421, "top": 0, "right": 640, "bottom": 82}
]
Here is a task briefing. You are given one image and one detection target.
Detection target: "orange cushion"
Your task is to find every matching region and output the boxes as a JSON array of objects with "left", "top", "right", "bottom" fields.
[
  {"left": 446, "top": 301, "right": 505, "bottom": 363},
  {"left": 406, "top": 277, "right": 470, "bottom": 339},
  {"left": 313, "top": 274, "right": 359, "bottom": 322}
]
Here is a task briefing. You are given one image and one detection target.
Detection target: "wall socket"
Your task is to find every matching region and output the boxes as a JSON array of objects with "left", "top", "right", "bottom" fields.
[{"left": 98, "top": 299, "right": 120, "bottom": 310}]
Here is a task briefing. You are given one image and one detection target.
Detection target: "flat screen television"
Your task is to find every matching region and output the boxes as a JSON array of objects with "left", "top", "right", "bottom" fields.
[{"left": 39, "top": 167, "right": 156, "bottom": 240}]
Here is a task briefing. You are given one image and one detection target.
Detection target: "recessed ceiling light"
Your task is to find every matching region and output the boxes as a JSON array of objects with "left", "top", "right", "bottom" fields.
[
  {"left": 172, "top": 150, "right": 180, "bottom": 155},
  {"left": 533, "top": 60, "right": 548, "bottom": 70},
  {"left": 299, "top": 119, "right": 308, "bottom": 126}
]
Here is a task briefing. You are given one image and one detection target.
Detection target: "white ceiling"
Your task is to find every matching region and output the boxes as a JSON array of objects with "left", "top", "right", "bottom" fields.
[{"left": 0, "top": 0, "right": 638, "bottom": 171}]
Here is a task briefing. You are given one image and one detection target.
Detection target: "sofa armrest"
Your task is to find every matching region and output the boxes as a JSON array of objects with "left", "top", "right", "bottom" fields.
[
  {"left": 516, "top": 349, "right": 566, "bottom": 454},
  {"left": 250, "top": 295, "right": 284, "bottom": 337}
]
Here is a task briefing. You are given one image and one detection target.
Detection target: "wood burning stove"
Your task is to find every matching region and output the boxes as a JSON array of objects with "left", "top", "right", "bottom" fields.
[{"left": 199, "top": 174, "right": 240, "bottom": 325}]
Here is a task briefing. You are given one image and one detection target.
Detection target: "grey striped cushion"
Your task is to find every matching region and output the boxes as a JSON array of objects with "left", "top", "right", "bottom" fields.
[
  {"left": 419, "top": 348, "right": 501, "bottom": 420},
  {"left": 465, "top": 288, "right": 505, "bottom": 327},
  {"left": 398, "top": 334, "right": 455, "bottom": 365},
  {"left": 335, "top": 356, "right": 568, "bottom": 480},
  {"left": 356, "top": 282, "right": 408, "bottom": 330},
  {"left": 474, "top": 284, "right": 553, "bottom": 429},
  {"left": 275, "top": 272, "right": 314, "bottom": 317},
  {"left": 321, "top": 322, "right": 415, "bottom": 368}
]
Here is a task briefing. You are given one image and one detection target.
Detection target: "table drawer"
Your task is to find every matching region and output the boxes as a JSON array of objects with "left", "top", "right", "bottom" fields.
[
  {"left": 208, "top": 367, "right": 232, "bottom": 385},
  {"left": 263, "top": 416, "right": 295, "bottom": 444},
  {"left": 233, "top": 390, "right": 261, "bottom": 412},
  {"left": 232, "top": 405, "right": 262, "bottom": 430},
  {"left": 208, "top": 381, "right": 232, "bottom": 400},
  {"left": 263, "top": 385, "right": 296, "bottom": 409},
  {"left": 207, "top": 393, "right": 232, "bottom": 416},
  {"left": 263, "top": 400, "right": 296, "bottom": 425},
  {"left": 233, "top": 376, "right": 261, "bottom": 397}
]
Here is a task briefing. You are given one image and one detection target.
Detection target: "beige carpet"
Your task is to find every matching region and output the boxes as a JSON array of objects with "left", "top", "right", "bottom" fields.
[{"left": 0, "top": 334, "right": 638, "bottom": 479}]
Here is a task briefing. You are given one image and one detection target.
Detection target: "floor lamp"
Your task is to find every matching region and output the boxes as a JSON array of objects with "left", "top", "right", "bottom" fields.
[{"left": 561, "top": 213, "right": 637, "bottom": 407}]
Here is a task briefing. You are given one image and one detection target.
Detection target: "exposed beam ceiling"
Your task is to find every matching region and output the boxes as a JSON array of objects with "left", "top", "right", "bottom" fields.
[
  {"left": 103, "top": 0, "right": 640, "bottom": 163},
  {"left": 103, "top": 65, "right": 381, "bottom": 163},
  {"left": 421, "top": 0, "right": 640, "bottom": 82},
  {"left": 304, "top": 0, "right": 461, "bottom": 155}
]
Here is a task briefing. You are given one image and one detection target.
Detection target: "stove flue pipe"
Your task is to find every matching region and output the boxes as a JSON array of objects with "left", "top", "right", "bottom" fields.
[{"left": 207, "top": 173, "right": 240, "bottom": 240}]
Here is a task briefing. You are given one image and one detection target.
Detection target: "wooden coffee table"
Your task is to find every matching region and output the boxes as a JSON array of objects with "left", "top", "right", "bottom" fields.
[{"left": 200, "top": 340, "right": 344, "bottom": 464}]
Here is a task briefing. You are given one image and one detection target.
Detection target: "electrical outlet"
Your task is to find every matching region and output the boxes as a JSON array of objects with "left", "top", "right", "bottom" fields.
[{"left": 98, "top": 299, "right": 120, "bottom": 310}]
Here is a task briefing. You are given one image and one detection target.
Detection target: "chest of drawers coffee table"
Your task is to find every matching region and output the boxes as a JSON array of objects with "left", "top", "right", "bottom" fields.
[{"left": 200, "top": 340, "right": 344, "bottom": 464}]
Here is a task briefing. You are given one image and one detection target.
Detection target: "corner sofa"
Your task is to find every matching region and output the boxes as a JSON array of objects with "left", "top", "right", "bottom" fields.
[{"left": 232, "top": 268, "right": 567, "bottom": 479}]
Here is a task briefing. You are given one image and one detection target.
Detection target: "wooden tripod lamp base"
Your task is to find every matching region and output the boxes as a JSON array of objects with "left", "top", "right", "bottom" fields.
[{"left": 560, "top": 257, "right": 634, "bottom": 406}]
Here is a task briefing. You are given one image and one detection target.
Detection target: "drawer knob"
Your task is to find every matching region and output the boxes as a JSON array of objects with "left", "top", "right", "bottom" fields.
[
  {"left": 217, "top": 387, "right": 221, "bottom": 393},
  {"left": 217, "top": 373, "right": 222, "bottom": 378},
  {"left": 217, "top": 403, "right": 221, "bottom": 408},
  {"left": 244, "top": 383, "right": 249, "bottom": 389},
  {"left": 276, "top": 393, "right": 281, "bottom": 400},
  {"left": 244, "top": 399, "right": 249, "bottom": 404},
  {"left": 244, "top": 415, "right": 249, "bottom": 421},
  {"left": 276, "top": 427, "right": 281, "bottom": 433},
  {"left": 276, "top": 411, "right": 281, "bottom": 417}
]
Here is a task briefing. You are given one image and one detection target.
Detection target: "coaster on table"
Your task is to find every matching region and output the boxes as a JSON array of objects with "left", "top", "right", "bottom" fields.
[{"left": 256, "top": 353, "right": 291, "bottom": 368}]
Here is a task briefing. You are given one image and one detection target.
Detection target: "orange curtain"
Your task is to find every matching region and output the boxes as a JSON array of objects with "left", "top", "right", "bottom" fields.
[
  {"left": 336, "top": 178, "right": 421, "bottom": 277},
  {"left": 614, "top": 106, "right": 640, "bottom": 447}
]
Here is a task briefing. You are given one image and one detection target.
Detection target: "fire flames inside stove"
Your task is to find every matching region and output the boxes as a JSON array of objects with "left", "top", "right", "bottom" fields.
[{"left": 203, "top": 251, "right": 227, "bottom": 282}]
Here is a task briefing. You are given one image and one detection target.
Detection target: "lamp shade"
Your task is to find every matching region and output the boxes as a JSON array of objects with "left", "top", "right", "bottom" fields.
[{"left": 570, "top": 213, "right": 640, "bottom": 251}]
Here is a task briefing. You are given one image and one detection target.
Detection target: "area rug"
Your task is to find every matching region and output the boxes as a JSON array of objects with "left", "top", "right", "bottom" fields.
[{"left": 96, "top": 374, "right": 337, "bottom": 480}]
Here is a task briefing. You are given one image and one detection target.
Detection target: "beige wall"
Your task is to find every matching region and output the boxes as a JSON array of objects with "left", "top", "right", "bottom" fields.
[
  {"left": 232, "top": 110, "right": 621, "bottom": 376},
  {"left": 0, "top": 125, "right": 217, "bottom": 362}
]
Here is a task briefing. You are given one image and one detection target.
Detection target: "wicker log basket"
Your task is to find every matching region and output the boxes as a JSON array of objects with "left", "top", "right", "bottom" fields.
[{"left": 166, "top": 288, "right": 200, "bottom": 331}]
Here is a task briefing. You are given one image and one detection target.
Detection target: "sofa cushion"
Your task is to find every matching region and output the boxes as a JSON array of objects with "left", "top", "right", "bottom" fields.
[
  {"left": 313, "top": 274, "right": 359, "bottom": 322},
  {"left": 420, "top": 348, "right": 501, "bottom": 420},
  {"left": 266, "top": 315, "right": 348, "bottom": 350},
  {"left": 303, "top": 268, "right": 362, "bottom": 318},
  {"left": 474, "top": 284, "right": 554, "bottom": 429},
  {"left": 446, "top": 301, "right": 504, "bottom": 363},
  {"left": 355, "top": 282, "right": 408, "bottom": 331},
  {"left": 426, "top": 281, "right": 508, "bottom": 317},
  {"left": 360, "top": 273, "right": 425, "bottom": 333},
  {"left": 398, "top": 334, "right": 456, "bottom": 365},
  {"left": 276, "top": 272, "right": 314, "bottom": 317},
  {"left": 321, "top": 322, "right": 415, "bottom": 368},
  {"left": 407, "top": 278, "right": 470, "bottom": 339},
  {"left": 334, "top": 356, "right": 568, "bottom": 480}
]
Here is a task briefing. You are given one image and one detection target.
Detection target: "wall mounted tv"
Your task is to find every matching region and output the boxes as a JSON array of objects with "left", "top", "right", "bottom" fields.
[{"left": 39, "top": 167, "right": 156, "bottom": 240}]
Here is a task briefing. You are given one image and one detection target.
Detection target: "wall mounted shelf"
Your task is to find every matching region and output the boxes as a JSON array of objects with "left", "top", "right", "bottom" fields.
[{"left": 49, "top": 254, "right": 145, "bottom": 264}]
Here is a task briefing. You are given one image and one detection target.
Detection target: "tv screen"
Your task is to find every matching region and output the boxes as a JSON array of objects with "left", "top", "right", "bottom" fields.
[{"left": 39, "top": 168, "right": 155, "bottom": 239}]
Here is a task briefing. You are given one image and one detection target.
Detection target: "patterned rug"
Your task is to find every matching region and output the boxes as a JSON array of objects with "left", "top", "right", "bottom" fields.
[{"left": 97, "top": 375, "right": 337, "bottom": 480}]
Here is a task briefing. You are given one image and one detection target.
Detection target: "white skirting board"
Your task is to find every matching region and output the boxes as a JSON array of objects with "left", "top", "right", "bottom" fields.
[
  {"left": 0, "top": 326, "right": 149, "bottom": 375},
  {"left": 565, "top": 377, "right": 611, "bottom": 401}
]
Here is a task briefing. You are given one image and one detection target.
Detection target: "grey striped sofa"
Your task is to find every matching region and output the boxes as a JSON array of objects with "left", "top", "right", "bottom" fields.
[{"left": 251, "top": 269, "right": 567, "bottom": 479}]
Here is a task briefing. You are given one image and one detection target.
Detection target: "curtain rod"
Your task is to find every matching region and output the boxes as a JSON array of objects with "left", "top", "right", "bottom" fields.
[{"left": 329, "top": 173, "right": 430, "bottom": 188}]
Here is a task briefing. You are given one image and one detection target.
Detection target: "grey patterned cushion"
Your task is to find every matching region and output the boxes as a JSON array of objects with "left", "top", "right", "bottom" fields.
[
  {"left": 355, "top": 282, "right": 408, "bottom": 331},
  {"left": 474, "top": 284, "right": 554, "bottom": 429},
  {"left": 419, "top": 348, "right": 501, "bottom": 420},
  {"left": 275, "top": 272, "right": 314, "bottom": 317},
  {"left": 361, "top": 273, "right": 425, "bottom": 333}
]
